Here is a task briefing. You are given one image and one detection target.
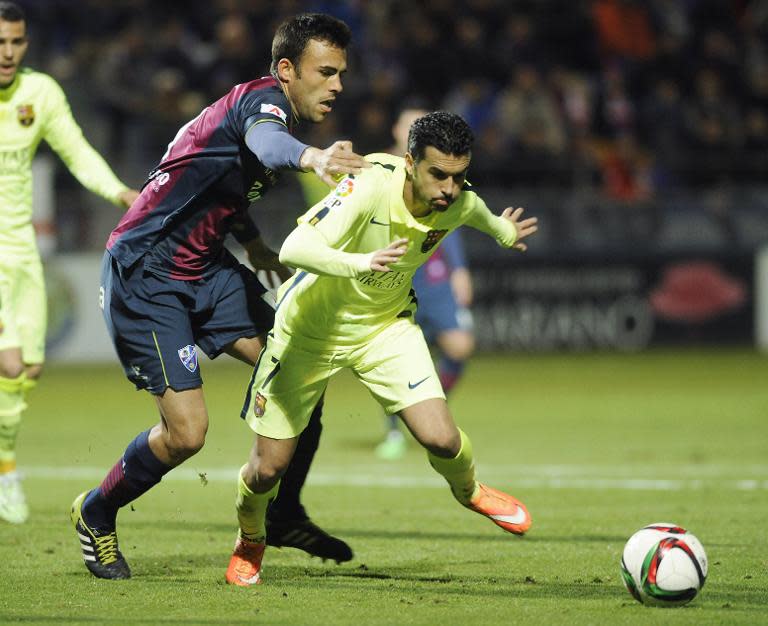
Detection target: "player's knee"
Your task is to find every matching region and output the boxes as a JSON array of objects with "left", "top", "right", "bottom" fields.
[
  {"left": 166, "top": 427, "right": 206, "bottom": 461},
  {"left": 440, "top": 331, "right": 475, "bottom": 361},
  {"left": 243, "top": 457, "right": 286, "bottom": 491},
  {"left": 421, "top": 428, "right": 461, "bottom": 458},
  {"left": 0, "top": 360, "right": 25, "bottom": 380}
]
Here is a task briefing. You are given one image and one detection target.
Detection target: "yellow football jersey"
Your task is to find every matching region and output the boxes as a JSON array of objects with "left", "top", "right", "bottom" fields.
[
  {"left": 0, "top": 68, "right": 128, "bottom": 257},
  {"left": 274, "top": 153, "right": 517, "bottom": 349}
]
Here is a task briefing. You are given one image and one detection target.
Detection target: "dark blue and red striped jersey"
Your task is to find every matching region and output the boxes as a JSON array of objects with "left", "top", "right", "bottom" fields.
[{"left": 107, "top": 76, "right": 293, "bottom": 280}]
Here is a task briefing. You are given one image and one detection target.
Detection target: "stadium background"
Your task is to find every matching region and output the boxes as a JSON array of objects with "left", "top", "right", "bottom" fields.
[
  {"left": 20, "top": 0, "right": 768, "bottom": 360},
  {"left": 3, "top": 3, "right": 768, "bottom": 622}
]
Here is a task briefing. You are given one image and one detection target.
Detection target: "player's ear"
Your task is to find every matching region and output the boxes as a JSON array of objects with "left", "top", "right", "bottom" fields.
[
  {"left": 275, "top": 58, "right": 295, "bottom": 83},
  {"left": 404, "top": 152, "right": 415, "bottom": 177}
]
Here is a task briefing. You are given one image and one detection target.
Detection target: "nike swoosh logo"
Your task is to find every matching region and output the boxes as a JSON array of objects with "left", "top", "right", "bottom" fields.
[
  {"left": 408, "top": 376, "right": 430, "bottom": 389},
  {"left": 370, "top": 217, "right": 390, "bottom": 226},
  {"left": 489, "top": 507, "right": 528, "bottom": 525},
  {"left": 236, "top": 572, "right": 261, "bottom": 585}
]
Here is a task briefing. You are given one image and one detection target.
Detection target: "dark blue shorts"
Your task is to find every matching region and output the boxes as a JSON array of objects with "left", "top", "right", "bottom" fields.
[
  {"left": 100, "top": 251, "right": 274, "bottom": 394},
  {"left": 414, "top": 280, "right": 473, "bottom": 344}
]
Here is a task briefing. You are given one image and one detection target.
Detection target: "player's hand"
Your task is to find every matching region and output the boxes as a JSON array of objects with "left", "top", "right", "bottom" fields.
[
  {"left": 301, "top": 141, "right": 370, "bottom": 187},
  {"left": 501, "top": 207, "right": 538, "bottom": 252},
  {"left": 257, "top": 269, "right": 290, "bottom": 294},
  {"left": 118, "top": 189, "right": 140, "bottom": 209},
  {"left": 370, "top": 238, "right": 408, "bottom": 272},
  {"left": 245, "top": 237, "right": 293, "bottom": 281}
]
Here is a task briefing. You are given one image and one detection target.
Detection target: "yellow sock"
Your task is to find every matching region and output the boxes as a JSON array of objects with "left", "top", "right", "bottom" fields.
[
  {"left": 427, "top": 429, "right": 479, "bottom": 505},
  {"left": 0, "top": 375, "right": 26, "bottom": 468},
  {"left": 235, "top": 465, "right": 280, "bottom": 542}
]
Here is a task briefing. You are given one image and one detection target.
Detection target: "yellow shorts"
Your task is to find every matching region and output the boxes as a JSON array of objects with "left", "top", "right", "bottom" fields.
[
  {"left": 242, "top": 319, "right": 445, "bottom": 439},
  {"left": 0, "top": 256, "right": 46, "bottom": 363}
]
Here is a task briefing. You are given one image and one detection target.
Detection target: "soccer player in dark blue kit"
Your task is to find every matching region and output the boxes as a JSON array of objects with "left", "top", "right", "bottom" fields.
[{"left": 70, "top": 13, "right": 367, "bottom": 580}]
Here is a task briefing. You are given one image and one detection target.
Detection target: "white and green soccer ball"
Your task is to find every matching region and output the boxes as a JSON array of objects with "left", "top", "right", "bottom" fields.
[{"left": 620, "top": 522, "right": 708, "bottom": 607}]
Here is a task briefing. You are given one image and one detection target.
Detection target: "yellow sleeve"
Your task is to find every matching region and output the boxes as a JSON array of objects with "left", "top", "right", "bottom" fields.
[
  {"left": 41, "top": 76, "right": 129, "bottom": 205},
  {"left": 463, "top": 194, "right": 518, "bottom": 248},
  {"left": 279, "top": 173, "right": 380, "bottom": 277},
  {"left": 280, "top": 224, "right": 373, "bottom": 277}
]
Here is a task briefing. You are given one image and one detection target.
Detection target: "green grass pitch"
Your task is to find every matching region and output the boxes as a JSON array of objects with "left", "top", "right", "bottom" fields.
[{"left": 1, "top": 349, "right": 767, "bottom": 625}]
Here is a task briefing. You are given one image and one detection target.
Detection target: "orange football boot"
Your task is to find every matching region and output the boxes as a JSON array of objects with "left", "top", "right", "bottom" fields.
[
  {"left": 226, "top": 535, "right": 266, "bottom": 586},
  {"left": 466, "top": 483, "right": 532, "bottom": 535}
]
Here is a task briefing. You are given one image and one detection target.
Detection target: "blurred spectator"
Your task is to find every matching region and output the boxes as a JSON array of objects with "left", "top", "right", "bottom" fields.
[
  {"left": 591, "top": 0, "right": 656, "bottom": 62},
  {"left": 494, "top": 64, "right": 566, "bottom": 157},
  {"left": 202, "top": 13, "right": 259, "bottom": 100},
  {"left": 352, "top": 100, "right": 392, "bottom": 154},
  {"left": 742, "top": 107, "right": 768, "bottom": 180},
  {"left": 639, "top": 77, "right": 686, "bottom": 185},
  {"left": 594, "top": 63, "right": 635, "bottom": 138},
  {"left": 593, "top": 133, "right": 659, "bottom": 242},
  {"left": 16, "top": 0, "right": 768, "bottom": 255},
  {"left": 491, "top": 13, "right": 542, "bottom": 71},
  {"left": 442, "top": 78, "right": 497, "bottom": 134},
  {"left": 684, "top": 68, "right": 743, "bottom": 183}
]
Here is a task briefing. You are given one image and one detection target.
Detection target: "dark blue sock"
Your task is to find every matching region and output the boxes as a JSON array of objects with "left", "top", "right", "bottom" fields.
[{"left": 83, "top": 429, "right": 170, "bottom": 529}]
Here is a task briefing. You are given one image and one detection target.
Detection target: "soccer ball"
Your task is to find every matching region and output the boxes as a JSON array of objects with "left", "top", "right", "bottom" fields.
[{"left": 620, "top": 522, "right": 708, "bottom": 607}]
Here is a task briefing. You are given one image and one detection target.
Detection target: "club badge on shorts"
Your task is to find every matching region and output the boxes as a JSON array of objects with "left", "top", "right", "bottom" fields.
[
  {"left": 178, "top": 344, "right": 198, "bottom": 372},
  {"left": 253, "top": 392, "right": 267, "bottom": 417}
]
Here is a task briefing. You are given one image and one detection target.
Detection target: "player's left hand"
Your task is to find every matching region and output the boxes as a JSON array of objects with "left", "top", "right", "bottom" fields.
[
  {"left": 118, "top": 189, "right": 140, "bottom": 209},
  {"left": 501, "top": 207, "right": 538, "bottom": 252},
  {"left": 302, "top": 141, "right": 371, "bottom": 187}
]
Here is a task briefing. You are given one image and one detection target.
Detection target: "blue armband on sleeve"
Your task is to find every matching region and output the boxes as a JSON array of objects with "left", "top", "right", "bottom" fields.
[{"left": 245, "top": 122, "right": 308, "bottom": 171}]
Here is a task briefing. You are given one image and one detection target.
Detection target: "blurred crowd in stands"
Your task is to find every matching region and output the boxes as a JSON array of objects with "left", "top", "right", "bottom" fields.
[{"left": 18, "top": 0, "right": 768, "bottom": 253}]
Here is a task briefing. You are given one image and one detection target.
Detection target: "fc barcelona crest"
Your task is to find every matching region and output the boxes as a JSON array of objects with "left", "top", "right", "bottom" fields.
[
  {"left": 421, "top": 229, "right": 448, "bottom": 253},
  {"left": 17, "top": 104, "right": 35, "bottom": 127},
  {"left": 253, "top": 392, "right": 267, "bottom": 417}
]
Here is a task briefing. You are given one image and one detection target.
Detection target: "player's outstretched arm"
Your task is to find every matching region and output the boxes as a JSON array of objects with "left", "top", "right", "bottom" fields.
[
  {"left": 501, "top": 207, "right": 538, "bottom": 252},
  {"left": 281, "top": 225, "right": 407, "bottom": 278},
  {"left": 300, "top": 140, "right": 371, "bottom": 187}
]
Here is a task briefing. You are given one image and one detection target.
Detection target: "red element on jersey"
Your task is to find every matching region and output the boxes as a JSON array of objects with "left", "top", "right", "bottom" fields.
[
  {"left": 260, "top": 103, "right": 287, "bottom": 121},
  {"left": 169, "top": 205, "right": 237, "bottom": 279},
  {"left": 106, "top": 76, "right": 284, "bottom": 278}
]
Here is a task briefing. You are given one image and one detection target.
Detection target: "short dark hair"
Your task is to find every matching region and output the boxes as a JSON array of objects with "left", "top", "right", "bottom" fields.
[
  {"left": 0, "top": 1, "right": 25, "bottom": 21},
  {"left": 271, "top": 13, "right": 351, "bottom": 75},
  {"left": 407, "top": 111, "right": 474, "bottom": 161}
]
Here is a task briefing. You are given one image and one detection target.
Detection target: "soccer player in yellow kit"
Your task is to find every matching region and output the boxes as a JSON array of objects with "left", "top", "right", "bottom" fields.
[
  {"left": 0, "top": 2, "right": 137, "bottom": 523},
  {"left": 225, "top": 111, "right": 538, "bottom": 586}
]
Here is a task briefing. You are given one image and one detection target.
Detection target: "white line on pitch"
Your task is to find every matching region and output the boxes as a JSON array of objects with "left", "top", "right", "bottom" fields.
[{"left": 18, "top": 466, "right": 768, "bottom": 491}]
